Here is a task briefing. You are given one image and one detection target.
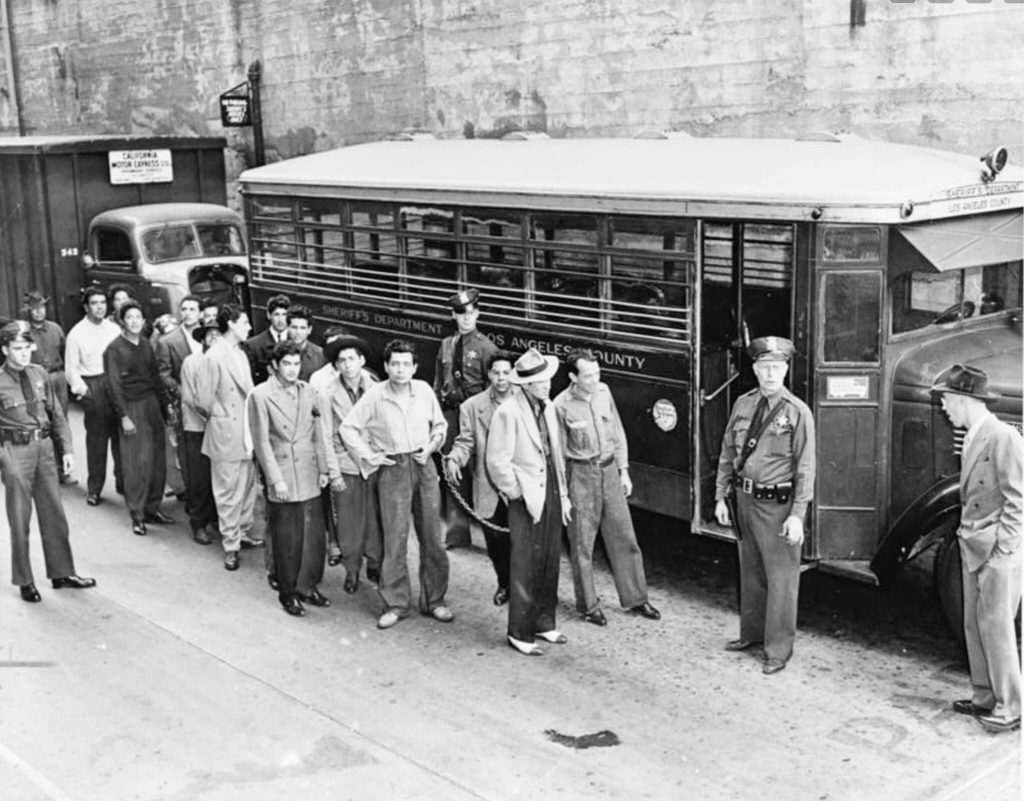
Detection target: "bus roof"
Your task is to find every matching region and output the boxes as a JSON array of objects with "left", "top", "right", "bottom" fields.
[{"left": 239, "top": 136, "right": 1024, "bottom": 224}]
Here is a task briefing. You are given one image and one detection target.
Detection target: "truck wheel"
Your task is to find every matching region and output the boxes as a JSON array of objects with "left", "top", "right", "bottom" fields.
[{"left": 933, "top": 524, "right": 965, "bottom": 647}]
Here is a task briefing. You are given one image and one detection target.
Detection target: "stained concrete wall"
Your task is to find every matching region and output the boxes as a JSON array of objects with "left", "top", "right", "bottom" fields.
[{"left": 2, "top": 0, "right": 1022, "bottom": 200}]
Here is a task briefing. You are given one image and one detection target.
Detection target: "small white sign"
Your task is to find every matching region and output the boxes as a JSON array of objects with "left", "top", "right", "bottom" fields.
[
  {"left": 652, "top": 398, "right": 678, "bottom": 432},
  {"left": 827, "top": 375, "right": 870, "bottom": 400},
  {"left": 108, "top": 149, "right": 174, "bottom": 185}
]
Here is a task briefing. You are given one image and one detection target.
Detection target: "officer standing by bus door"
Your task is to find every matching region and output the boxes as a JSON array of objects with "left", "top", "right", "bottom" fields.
[
  {"left": 0, "top": 322, "right": 96, "bottom": 602},
  {"left": 714, "top": 336, "right": 815, "bottom": 675},
  {"left": 435, "top": 289, "right": 497, "bottom": 549}
]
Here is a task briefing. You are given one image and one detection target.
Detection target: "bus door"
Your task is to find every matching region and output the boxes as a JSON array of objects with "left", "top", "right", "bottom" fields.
[
  {"left": 811, "top": 226, "right": 885, "bottom": 579},
  {"left": 696, "top": 221, "right": 796, "bottom": 524}
]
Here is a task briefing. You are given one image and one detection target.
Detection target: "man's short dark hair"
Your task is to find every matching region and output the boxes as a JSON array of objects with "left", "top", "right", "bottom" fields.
[
  {"left": 82, "top": 286, "right": 107, "bottom": 307},
  {"left": 267, "top": 294, "right": 291, "bottom": 314},
  {"left": 118, "top": 299, "right": 144, "bottom": 322},
  {"left": 107, "top": 283, "right": 134, "bottom": 304},
  {"left": 384, "top": 338, "right": 417, "bottom": 365},
  {"left": 216, "top": 303, "right": 246, "bottom": 333},
  {"left": 199, "top": 298, "right": 219, "bottom": 311},
  {"left": 565, "top": 348, "right": 598, "bottom": 377},
  {"left": 271, "top": 339, "right": 303, "bottom": 364},
  {"left": 487, "top": 350, "right": 514, "bottom": 372},
  {"left": 323, "top": 325, "right": 349, "bottom": 343},
  {"left": 286, "top": 305, "right": 313, "bottom": 326},
  {"left": 179, "top": 294, "right": 201, "bottom": 309}
]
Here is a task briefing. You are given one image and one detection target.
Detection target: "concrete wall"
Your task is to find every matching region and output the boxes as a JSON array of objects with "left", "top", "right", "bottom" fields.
[{"left": 2, "top": 0, "right": 1022, "bottom": 201}]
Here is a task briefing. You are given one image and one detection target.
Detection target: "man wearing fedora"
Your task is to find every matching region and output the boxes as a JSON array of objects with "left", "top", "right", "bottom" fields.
[
  {"left": 21, "top": 290, "right": 74, "bottom": 485},
  {"left": 932, "top": 363, "right": 1022, "bottom": 734},
  {"left": 714, "top": 336, "right": 815, "bottom": 675},
  {"left": 318, "top": 334, "right": 383, "bottom": 594},
  {"left": 486, "top": 348, "right": 571, "bottom": 656},
  {"left": 435, "top": 288, "right": 498, "bottom": 549},
  {"left": 179, "top": 321, "right": 220, "bottom": 544}
]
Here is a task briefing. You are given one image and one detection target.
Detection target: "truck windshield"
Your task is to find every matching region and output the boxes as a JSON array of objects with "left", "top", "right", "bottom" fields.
[
  {"left": 197, "top": 224, "right": 246, "bottom": 257},
  {"left": 891, "top": 261, "right": 1022, "bottom": 335},
  {"left": 142, "top": 226, "right": 200, "bottom": 263}
]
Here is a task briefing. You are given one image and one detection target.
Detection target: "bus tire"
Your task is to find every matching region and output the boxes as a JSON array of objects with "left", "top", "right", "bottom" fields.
[{"left": 933, "top": 526, "right": 965, "bottom": 648}]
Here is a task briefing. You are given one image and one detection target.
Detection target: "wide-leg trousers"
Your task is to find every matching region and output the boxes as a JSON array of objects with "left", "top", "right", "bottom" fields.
[
  {"left": 507, "top": 465, "right": 561, "bottom": 642},
  {"left": 118, "top": 395, "right": 166, "bottom": 519},
  {"left": 181, "top": 430, "right": 216, "bottom": 531},
  {"left": 269, "top": 498, "right": 325, "bottom": 601},
  {"left": 211, "top": 458, "right": 257, "bottom": 553},
  {"left": 332, "top": 470, "right": 383, "bottom": 578},
  {"left": 1, "top": 438, "right": 75, "bottom": 586},
  {"left": 82, "top": 374, "right": 122, "bottom": 496}
]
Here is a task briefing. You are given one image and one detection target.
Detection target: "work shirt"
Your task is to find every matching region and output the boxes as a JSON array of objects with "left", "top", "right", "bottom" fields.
[
  {"left": 0, "top": 362, "right": 72, "bottom": 452},
  {"left": 64, "top": 317, "right": 121, "bottom": 394},
  {"left": 297, "top": 342, "right": 326, "bottom": 383},
  {"left": 341, "top": 378, "right": 446, "bottom": 463},
  {"left": 434, "top": 329, "right": 497, "bottom": 409},
  {"left": 318, "top": 369, "right": 376, "bottom": 476},
  {"left": 103, "top": 335, "right": 165, "bottom": 417},
  {"left": 28, "top": 320, "right": 66, "bottom": 372},
  {"left": 553, "top": 382, "right": 628, "bottom": 469},
  {"left": 714, "top": 387, "right": 816, "bottom": 519}
]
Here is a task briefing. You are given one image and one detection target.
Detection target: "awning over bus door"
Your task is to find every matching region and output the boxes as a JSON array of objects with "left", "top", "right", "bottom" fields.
[{"left": 894, "top": 210, "right": 1023, "bottom": 273}]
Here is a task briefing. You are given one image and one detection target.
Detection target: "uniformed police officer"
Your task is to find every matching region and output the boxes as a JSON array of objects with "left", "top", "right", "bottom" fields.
[
  {"left": 0, "top": 322, "right": 96, "bottom": 602},
  {"left": 714, "top": 336, "right": 815, "bottom": 674},
  {"left": 434, "top": 288, "right": 497, "bottom": 548}
]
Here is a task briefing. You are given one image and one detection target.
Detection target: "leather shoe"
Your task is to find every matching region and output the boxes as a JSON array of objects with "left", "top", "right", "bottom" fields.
[
  {"left": 267, "top": 573, "right": 279, "bottom": 591},
  {"left": 725, "top": 639, "right": 761, "bottom": 652},
  {"left": 132, "top": 518, "right": 147, "bottom": 536},
  {"left": 366, "top": 566, "right": 381, "bottom": 585},
  {"left": 493, "top": 585, "right": 510, "bottom": 606},
  {"left": 952, "top": 699, "right": 992, "bottom": 717},
  {"left": 192, "top": 524, "right": 212, "bottom": 545},
  {"left": 300, "top": 589, "right": 331, "bottom": 608},
  {"left": 20, "top": 583, "right": 41, "bottom": 603},
  {"left": 59, "top": 474, "right": 78, "bottom": 486},
  {"left": 428, "top": 605, "right": 455, "bottom": 623},
  {"left": 281, "top": 596, "right": 306, "bottom": 617},
  {"left": 583, "top": 609, "right": 608, "bottom": 627},
  {"left": 328, "top": 552, "right": 343, "bottom": 567},
  {"left": 629, "top": 602, "right": 661, "bottom": 620},
  {"left": 535, "top": 629, "right": 568, "bottom": 644},
  {"left": 51, "top": 575, "right": 96, "bottom": 590},
  {"left": 240, "top": 535, "right": 265, "bottom": 549},
  {"left": 144, "top": 511, "right": 174, "bottom": 525},
  {"left": 508, "top": 635, "right": 542, "bottom": 656},
  {"left": 763, "top": 658, "right": 787, "bottom": 675},
  {"left": 224, "top": 552, "right": 240, "bottom": 571},
  {"left": 978, "top": 714, "right": 1021, "bottom": 733},
  {"left": 377, "top": 609, "right": 404, "bottom": 629},
  {"left": 343, "top": 575, "right": 359, "bottom": 594},
  {"left": 86, "top": 493, "right": 101, "bottom": 506}
]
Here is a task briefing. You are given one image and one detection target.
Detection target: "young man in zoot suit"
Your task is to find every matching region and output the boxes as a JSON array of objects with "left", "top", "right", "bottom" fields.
[
  {"left": 435, "top": 288, "right": 498, "bottom": 548},
  {"left": 714, "top": 336, "right": 815, "bottom": 675},
  {"left": 932, "top": 363, "right": 1022, "bottom": 734},
  {"left": 179, "top": 322, "right": 221, "bottom": 545}
]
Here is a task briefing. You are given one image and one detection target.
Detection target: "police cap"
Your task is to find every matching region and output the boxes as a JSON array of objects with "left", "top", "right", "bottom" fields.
[
  {"left": 0, "top": 320, "right": 34, "bottom": 347},
  {"left": 747, "top": 336, "right": 794, "bottom": 362},
  {"left": 447, "top": 288, "right": 480, "bottom": 313}
]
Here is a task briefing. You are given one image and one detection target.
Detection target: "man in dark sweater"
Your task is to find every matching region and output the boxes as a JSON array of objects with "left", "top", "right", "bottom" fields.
[{"left": 103, "top": 301, "right": 174, "bottom": 536}]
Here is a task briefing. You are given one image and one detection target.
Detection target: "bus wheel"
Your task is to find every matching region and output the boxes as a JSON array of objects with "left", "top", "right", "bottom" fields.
[{"left": 933, "top": 525, "right": 965, "bottom": 647}]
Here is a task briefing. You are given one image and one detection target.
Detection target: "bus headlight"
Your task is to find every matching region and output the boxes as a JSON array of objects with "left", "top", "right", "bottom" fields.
[{"left": 980, "top": 146, "right": 1008, "bottom": 183}]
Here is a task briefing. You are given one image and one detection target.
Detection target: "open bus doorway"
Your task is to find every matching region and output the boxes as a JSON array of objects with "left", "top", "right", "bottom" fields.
[{"left": 696, "top": 221, "right": 796, "bottom": 525}]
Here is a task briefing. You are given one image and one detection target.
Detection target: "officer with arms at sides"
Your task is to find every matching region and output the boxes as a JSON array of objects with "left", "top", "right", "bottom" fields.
[
  {"left": 243, "top": 294, "right": 291, "bottom": 386},
  {"left": 444, "top": 350, "right": 518, "bottom": 606},
  {"left": 0, "top": 322, "right": 96, "bottom": 602},
  {"left": 932, "top": 364, "right": 1022, "bottom": 734},
  {"left": 21, "top": 290, "right": 75, "bottom": 485},
  {"left": 554, "top": 348, "right": 661, "bottom": 626},
  {"left": 435, "top": 288, "right": 498, "bottom": 549},
  {"left": 485, "top": 348, "right": 572, "bottom": 657},
  {"left": 341, "top": 339, "right": 453, "bottom": 630},
  {"left": 64, "top": 286, "right": 124, "bottom": 505},
  {"left": 714, "top": 336, "right": 815, "bottom": 675}
]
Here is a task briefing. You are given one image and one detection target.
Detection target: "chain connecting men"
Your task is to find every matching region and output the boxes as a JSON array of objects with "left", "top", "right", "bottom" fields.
[
  {"left": 0, "top": 322, "right": 95, "bottom": 602},
  {"left": 714, "top": 336, "right": 815, "bottom": 675}
]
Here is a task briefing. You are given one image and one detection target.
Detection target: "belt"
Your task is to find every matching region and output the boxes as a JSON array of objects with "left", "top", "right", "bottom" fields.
[
  {"left": 0, "top": 428, "right": 50, "bottom": 445},
  {"left": 731, "top": 475, "right": 793, "bottom": 501},
  {"left": 384, "top": 449, "right": 423, "bottom": 459},
  {"left": 46, "top": 367, "right": 64, "bottom": 374},
  {"left": 568, "top": 455, "right": 615, "bottom": 468}
]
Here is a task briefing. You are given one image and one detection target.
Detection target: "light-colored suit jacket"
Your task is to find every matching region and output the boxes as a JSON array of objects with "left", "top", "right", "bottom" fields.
[
  {"left": 958, "top": 413, "right": 1024, "bottom": 572},
  {"left": 248, "top": 377, "right": 328, "bottom": 503},
  {"left": 485, "top": 391, "right": 567, "bottom": 523},
  {"left": 179, "top": 352, "right": 208, "bottom": 433},
  {"left": 196, "top": 339, "right": 254, "bottom": 462},
  {"left": 449, "top": 387, "right": 521, "bottom": 519}
]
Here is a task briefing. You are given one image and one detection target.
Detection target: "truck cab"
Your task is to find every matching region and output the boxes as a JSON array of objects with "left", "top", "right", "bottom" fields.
[{"left": 82, "top": 203, "right": 250, "bottom": 318}]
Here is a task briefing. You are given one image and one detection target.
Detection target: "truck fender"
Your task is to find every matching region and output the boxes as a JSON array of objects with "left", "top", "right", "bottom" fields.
[{"left": 870, "top": 474, "right": 960, "bottom": 585}]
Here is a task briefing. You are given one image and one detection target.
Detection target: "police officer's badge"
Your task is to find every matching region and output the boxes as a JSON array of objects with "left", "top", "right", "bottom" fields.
[{"left": 769, "top": 413, "right": 792, "bottom": 436}]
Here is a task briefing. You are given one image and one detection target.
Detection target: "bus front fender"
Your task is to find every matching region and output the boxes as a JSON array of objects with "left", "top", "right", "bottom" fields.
[{"left": 870, "top": 475, "right": 961, "bottom": 586}]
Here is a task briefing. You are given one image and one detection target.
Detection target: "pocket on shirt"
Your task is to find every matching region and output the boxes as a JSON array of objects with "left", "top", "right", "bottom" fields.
[{"left": 566, "top": 419, "right": 591, "bottom": 451}]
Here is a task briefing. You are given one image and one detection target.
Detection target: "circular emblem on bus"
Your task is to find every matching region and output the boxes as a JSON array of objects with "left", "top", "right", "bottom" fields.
[{"left": 652, "top": 399, "right": 677, "bottom": 432}]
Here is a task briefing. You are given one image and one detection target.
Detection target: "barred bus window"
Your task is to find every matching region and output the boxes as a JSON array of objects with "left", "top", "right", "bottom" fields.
[
  {"left": 349, "top": 203, "right": 399, "bottom": 305},
  {"left": 400, "top": 206, "right": 458, "bottom": 308},
  {"left": 299, "top": 199, "right": 349, "bottom": 296},
  {"left": 822, "top": 272, "right": 881, "bottom": 363},
  {"left": 462, "top": 209, "right": 527, "bottom": 321},
  {"left": 247, "top": 197, "right": 298, "bottom": 282},
  {"left": 530, "top": 214, "right": 600, "bottom": 326}
]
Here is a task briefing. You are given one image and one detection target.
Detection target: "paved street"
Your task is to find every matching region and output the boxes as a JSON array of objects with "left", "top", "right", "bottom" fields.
[{"left": 0, "top": 408, "right": 1019, "bottom": 801}]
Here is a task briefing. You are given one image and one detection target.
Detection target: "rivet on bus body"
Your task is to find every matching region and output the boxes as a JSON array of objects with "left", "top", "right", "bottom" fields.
[
  {"left": 900, "top": 201, "right": 914, "bottom": 219},
  {"left": 810, "top": 207, "right": 823, "bottom": 220}
]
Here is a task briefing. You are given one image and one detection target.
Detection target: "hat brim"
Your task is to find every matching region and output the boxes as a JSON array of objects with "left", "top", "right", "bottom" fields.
[
  {"left": 929, "top": 383, "right": 1000, "bottom": 400},
  {"left": 324, "top": 336, "right": 370, "bottom": 365},
  {"left": 509, "top": 355, "right": 559, "bottom": 384}
]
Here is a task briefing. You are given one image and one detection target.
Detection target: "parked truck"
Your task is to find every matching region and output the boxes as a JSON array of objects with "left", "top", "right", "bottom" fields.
[{"left": 0, "top": 135, "right": 249, "bottom": 328}]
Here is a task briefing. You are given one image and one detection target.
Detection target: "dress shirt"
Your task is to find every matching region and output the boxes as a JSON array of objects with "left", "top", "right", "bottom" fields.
[
  {"left": 340, "top": 378, "right": 446, "bottom": 462},
  {"left": 28, "top": 320, "right": 66, "bottom": 372},
  {"left": 553, "top": 382, "right": 628, "bottom": 468},
  {"left": 64, "top": 317, "right": 121, "bottom": 394}
]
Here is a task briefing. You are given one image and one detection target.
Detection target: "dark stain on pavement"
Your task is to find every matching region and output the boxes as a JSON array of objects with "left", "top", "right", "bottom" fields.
[{"left": 544, "top": 729, "right": 621, "bottom": 749}]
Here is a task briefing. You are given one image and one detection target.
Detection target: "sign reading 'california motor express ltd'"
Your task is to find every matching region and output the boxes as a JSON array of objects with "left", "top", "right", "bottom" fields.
[{"left": 108, "top": 150, "right": 174, "bottom": 185}]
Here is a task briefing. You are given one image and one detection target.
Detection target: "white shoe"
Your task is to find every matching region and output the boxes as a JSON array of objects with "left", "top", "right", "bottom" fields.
[
  {"left": 535, "top": 629, "right": 568, "bottom": 644},
  {"left": 507, "top": 635, "right": 543, "bottom": 656}
]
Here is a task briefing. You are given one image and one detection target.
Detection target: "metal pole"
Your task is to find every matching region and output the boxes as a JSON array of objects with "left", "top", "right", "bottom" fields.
[
  {"left": 247, "top": 59, "right": 265, "bottom": 166},
  {"left": 0, "top": 0, "right": 23, "bottom": 135}
]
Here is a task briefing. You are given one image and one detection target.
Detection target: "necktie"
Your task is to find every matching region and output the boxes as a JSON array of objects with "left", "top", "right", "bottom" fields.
[{"left": 18, "top": 369, "right": 40, "bottom": 426}]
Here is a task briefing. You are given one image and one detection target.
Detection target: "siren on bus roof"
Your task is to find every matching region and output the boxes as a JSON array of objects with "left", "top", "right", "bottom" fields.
[
  {"left": 500, "top": 131, "right": 550, "bottom": 141},
  {"left": 980, "top": 146, "right": 1008, "bottom": 183},
  {"left": 633, "top": 129, "right": 693, "bottom": 140},
  {"left": 383, "top": 131, "right": 437, "bottom": 142}
]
